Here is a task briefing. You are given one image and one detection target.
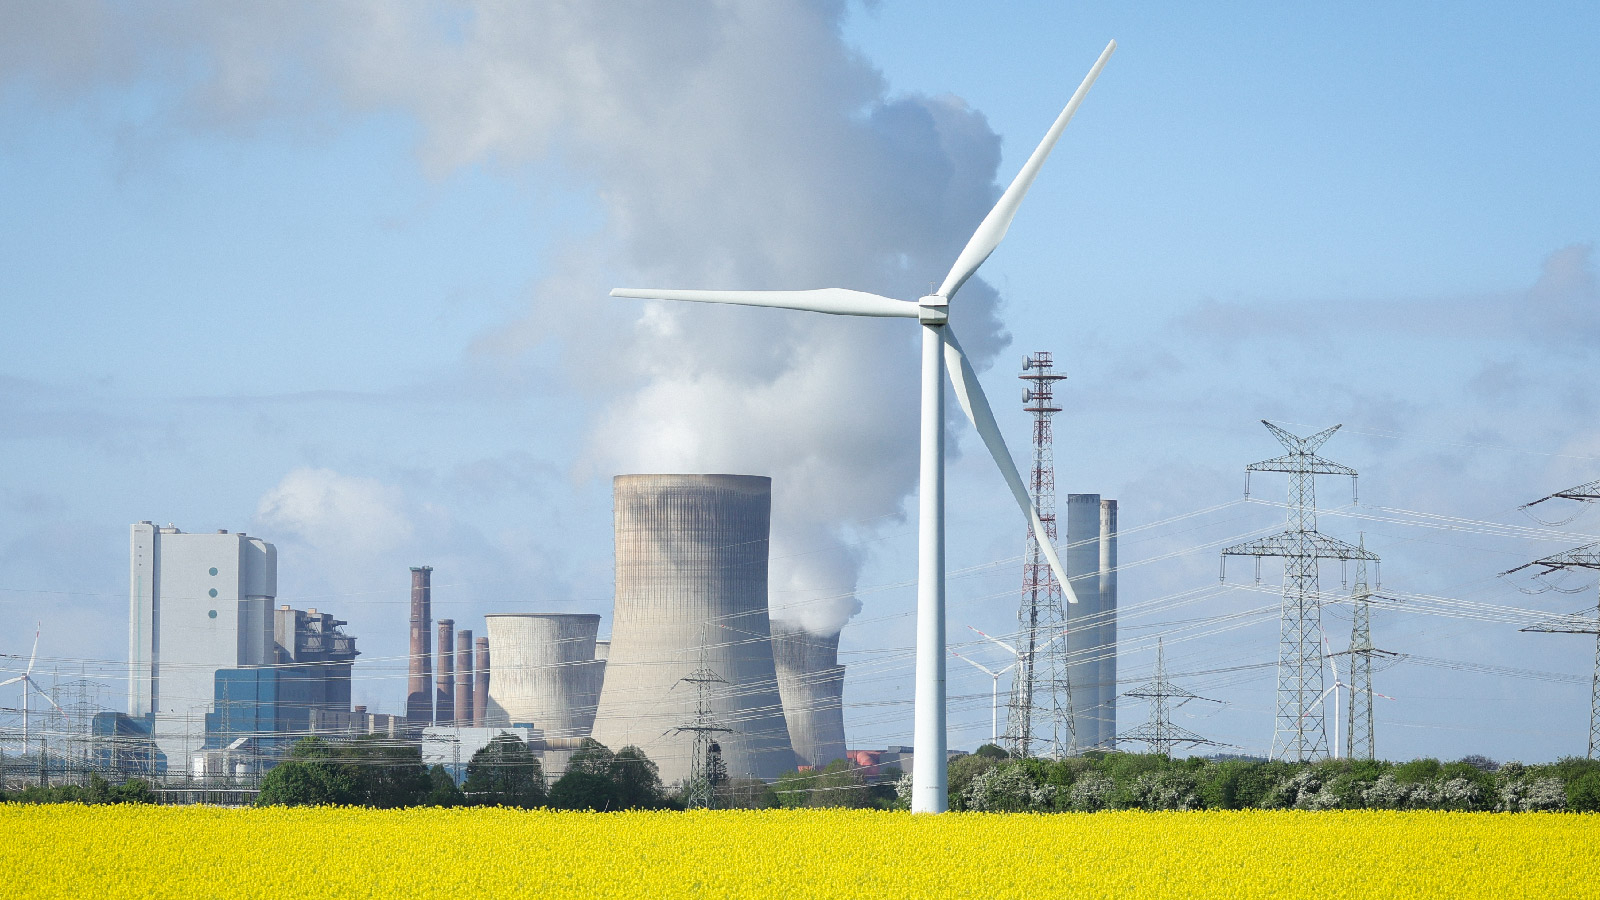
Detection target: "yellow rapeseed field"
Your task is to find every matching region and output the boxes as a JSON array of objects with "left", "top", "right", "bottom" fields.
[{"left": 1, "top": 805, "right": 1594, "bottom": 899}]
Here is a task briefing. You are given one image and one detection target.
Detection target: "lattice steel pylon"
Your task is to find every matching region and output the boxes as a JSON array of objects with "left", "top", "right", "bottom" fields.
[
  {"left": 1221, "top": 421, "right": 1376, "bottom": 761},
  {"left": 1003, "top": 351, "right": 1076, "bottom": 758},
  {"left": 673, "top": 629, "right": 733, "bottom": 809},
  {"left": 1118, "top": 639, "right": 1219, "bottom": 755},
  {"left": 1506, "top": 542, "right": 1600, "bottom": 759},
  {"left": 1329, "top": 537, "right": 1396, "bottom": 760}
]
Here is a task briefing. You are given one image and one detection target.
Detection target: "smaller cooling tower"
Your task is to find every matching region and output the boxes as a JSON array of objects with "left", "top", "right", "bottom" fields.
[
  {"left": 770, "top": 622, "right": 847, "bottom": 769},
  {"left": 483, "top": 614, "right": 604, "bottom": 742}
]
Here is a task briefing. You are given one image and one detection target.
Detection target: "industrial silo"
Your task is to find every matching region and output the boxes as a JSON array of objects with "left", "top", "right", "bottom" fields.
[
  {"left": 1098, "top": 499, "right": 1118, "bottom": 750},
  {"left": 483, "top": 613, "right": 605, "bottom": 743},
  {"left": 1065, "top": 493, "right": 1104, "bottom": 749},
  {"left": 590, "top": 474, "right": 796, "bottom": 785},
  {"left": 770, "top": 621, "right": 847, "bottom": 769}
]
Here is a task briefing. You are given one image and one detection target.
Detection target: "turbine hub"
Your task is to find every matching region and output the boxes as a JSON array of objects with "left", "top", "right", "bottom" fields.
[{"left": 917, "top": 294, "right": 948, "bottom": 325}]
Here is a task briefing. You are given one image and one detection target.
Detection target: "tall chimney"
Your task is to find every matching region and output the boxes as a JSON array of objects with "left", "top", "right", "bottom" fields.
[
  {"left": 436, "top": 619, "right": 456, "bottom": 725},
  {"left": 455, "top": 628, "right": 474, "bottom": 726},
  {"left": 473, "top": 637, "right": 490, "bottom": 726},
  {"left": 406, "top": 566, "right": 433, "bottom": 726}
]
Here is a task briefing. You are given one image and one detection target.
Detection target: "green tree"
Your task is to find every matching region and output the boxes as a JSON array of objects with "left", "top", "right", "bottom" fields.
[
  {"left": 548, "top": 771, "right": 617, "bottom": 810},
  {"left": 719, "top": 777, "right": 781, "bottom": 809},
  {"left": 257, "top": 758, "right": 358, "bottom": 806},
  {"left": 424, "top": 764, "right": 465, "bottom": 807},
  {"left": 1565, "top": 771, "right": 1600, "bottom": 812},
  {"left": 946, "top": 753, "right": 999, "bottom": 811},
  {"left": 609, "top": 745, "right": 666, "bottom": 810},
  {"left": 461, "top": 734, "right": 546, "bottom": 808},
  {"left": 566, "top": 738, "right": 616, "bottom": 776},
  {"left": 973, "top": 743, "right": 1010, "bottom": 761}
]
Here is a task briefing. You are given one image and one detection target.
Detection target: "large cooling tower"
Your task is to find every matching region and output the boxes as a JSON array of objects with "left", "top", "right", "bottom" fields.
[
  {"left": 770, "top": 621, "right": 847, "bottom": 769},
  {"left": 483, "top": 613, "right": 604, "bottom": 741},
  {"left": 590, "top": 474, "right": 796, "bottom": 784}
]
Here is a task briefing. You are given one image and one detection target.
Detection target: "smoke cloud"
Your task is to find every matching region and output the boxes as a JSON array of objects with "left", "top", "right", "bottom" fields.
[{"left": 3, "top": 1, "right": 1021, "bottom": 636}]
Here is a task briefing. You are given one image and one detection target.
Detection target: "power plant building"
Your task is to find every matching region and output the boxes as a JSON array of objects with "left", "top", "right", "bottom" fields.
[
  {"left": 590, "top": 475, "right": 796, "bottom": 784},
  {"left": 1064, "top": 495, "right": 1118, "bottom": 750},
  {"left": 770, "top": 621, "right": 847, "bottom": 769},
  {"left": 128, "top": 523, "right": 279, "bottom": 766}
]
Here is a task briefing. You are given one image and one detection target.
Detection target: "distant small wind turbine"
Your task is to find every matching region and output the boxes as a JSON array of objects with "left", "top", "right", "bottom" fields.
[
  {"left": 613, "top": 40, "right": 1117, "bottom": 812},
  {"left": 1, "top": 624, "right": 61, "bottom": 754},
  {"left": 951, "top": 647, "right": 1016, "bottom": 746},
  {"left": 1305, "top": 638, "right": 1393, "bottom": 758}
]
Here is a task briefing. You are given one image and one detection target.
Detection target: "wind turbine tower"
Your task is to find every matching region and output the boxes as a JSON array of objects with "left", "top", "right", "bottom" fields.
[
  {"left": 611, "top": 41, "right": 1117, "bottom": 812},
  {"left": 1005, "top": 351, "right": 1075, "bottom": 758},
  {"left": 1221, "top": 422, "right": 1374, "bottom": 762}
]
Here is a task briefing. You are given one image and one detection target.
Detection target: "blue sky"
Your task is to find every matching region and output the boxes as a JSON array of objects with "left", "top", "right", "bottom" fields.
[{"left": 1, "top": 1, "right": 1598, "bottom": 763}]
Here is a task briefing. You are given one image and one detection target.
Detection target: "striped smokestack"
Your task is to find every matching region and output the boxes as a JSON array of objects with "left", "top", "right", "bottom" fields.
[
  {"left": 406, "top": 566, "right": 433, "bottom": 726},
  {"left": 473, "top": 637, "right": 490, "bottom": 726},
  {"left": 436, "top": 619, "right": 455, "bottom": 725},
  {"left": 455, "top": 629, "right": 474, "bottom": 725}
]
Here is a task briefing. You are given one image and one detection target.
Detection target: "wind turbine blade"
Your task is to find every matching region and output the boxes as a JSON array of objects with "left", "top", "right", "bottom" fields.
[
  {"left": 27, "top": 678, "right": 61, "bottom": 711},
  {"left": 951, "top": 650, "right": 999, "bottom": 678},
  {"left": 966, "top": 626, "right": 1019, "bottom": 657},
  {"left": 0, "top": 676, "right": 23, "bottom": 687},
  {"left": 935, "top": 39, "right": 1116, "bottom": 300},
  {"left": 25, "top": 624, "right": 39, "bottom": 676},
  {"left": 943, "top": 328, "right": 1077, "bottom": 602},
  {"left": 609, "top": 287, "right": 919, "bottom": 318},
  {"left": 1300, "top": 685, "right": 1337, "bottom": 718}
]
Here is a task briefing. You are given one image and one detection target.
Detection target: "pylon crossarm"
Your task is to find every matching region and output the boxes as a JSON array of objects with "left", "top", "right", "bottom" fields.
[
  {"left": 1246, "top": 455, "right": 1359, "bottom": 477},
  {"left": 1523, "top": 479, "right": 1600, "bottom": 508}
]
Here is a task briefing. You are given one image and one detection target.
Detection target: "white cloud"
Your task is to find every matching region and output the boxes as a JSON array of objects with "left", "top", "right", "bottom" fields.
[{"left": 255, "top": 466, "right": 412, "bottom": 561}]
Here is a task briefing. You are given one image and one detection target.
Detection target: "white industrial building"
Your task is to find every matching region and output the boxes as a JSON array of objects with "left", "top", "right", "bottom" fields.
[{"left": 128, "top": 522, "right": 278, "bottom": 768}]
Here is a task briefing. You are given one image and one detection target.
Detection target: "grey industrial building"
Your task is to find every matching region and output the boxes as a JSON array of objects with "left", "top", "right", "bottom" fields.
[
  {"left": 120, "top": 522, "right": 367, "bottom": 773},
  {"left": 1065, "top": 495, "right": 1119, "bottom": 750}
]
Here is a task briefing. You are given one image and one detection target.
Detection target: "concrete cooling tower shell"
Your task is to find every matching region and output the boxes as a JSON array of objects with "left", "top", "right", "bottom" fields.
[
  {"left": 590, "top": 474, "right": 796, "bottom": 784},
  {"left": 483, "top": 613, "right": 604, "bottom": 742},
  {"left": 770, "top": 622, "right": 847, "bottom": 769}
]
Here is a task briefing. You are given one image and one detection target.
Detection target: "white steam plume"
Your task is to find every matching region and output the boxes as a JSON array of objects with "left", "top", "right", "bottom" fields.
[{"left": 3, "top": 0, "right": 1021, "bottom": 635}]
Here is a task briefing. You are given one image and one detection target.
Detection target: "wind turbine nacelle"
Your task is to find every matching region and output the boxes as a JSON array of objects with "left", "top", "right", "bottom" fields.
[{"left": 917, "top": 295, "right": 949, "bottom": 325}]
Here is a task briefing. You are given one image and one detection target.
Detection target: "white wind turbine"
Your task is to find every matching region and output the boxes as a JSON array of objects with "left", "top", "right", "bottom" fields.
[
  {"left": 613, "top": 40, "right": 1116, "bottom": 812},
  {"left": 2, "top": 624, "right": 62, "bottom": 755},
  {"left": 951, "top": 647, "right": 1016, "bottom": 746},
  {"left": 1305, "top": 637, "right": 1393, "bottom": 758}
]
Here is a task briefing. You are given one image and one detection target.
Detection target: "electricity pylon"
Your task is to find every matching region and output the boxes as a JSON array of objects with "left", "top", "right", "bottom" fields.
[
  {"left": 1118, "top": 639, "right": 1219, "bottom": 755},
  {"left": 1221, "top": 422, "right": 1376, "bottom": 761},
  {"left": 673, "top": 630, "right": 733, "bottom": 808},
  {"left": 1004, "top": 351, "right": 1076, "bottom": 758},
  {"left": 1328, "top": 537, "right": 1398, "bottom": 760},
  {"left": 1506, "top": 543, "right": 1600, "bottom": 759}
]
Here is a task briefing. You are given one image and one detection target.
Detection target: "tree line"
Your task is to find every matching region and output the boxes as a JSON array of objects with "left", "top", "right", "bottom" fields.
[
  {"left": 931, "top": 745, "right": 1600, "bottom": 812},
  {"left": 256, "top": 734, "right": 676, "bottom": 810}
]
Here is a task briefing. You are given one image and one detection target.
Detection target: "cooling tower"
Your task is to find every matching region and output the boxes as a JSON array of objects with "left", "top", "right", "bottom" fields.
[
  {"left": 770, "top": 621, "right": 847, "bottom": 769},
  {"left": 1098, "top": 499, "right": 1118, "bottom": 750},
  {"left": 483, "top": 614, "right": 604, "bottom": 742},
  {"left": 473, "top": 636, "right": 490, "bottom": 727},
  {"left": 406, "top": 566, "right": 433, "bottom": 726},
  {"left": 590, "top": 474, "right": 796, "bottom": 784},
  {"left": 1065, "top": 494, "right": 1103, "bottom": 749}
]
